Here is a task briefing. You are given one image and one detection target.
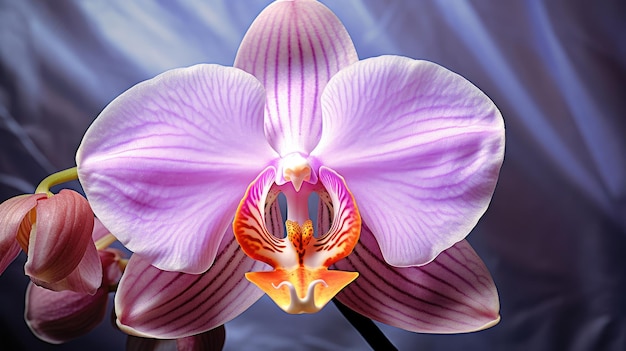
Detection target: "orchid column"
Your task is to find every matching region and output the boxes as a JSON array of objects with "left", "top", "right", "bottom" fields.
[{"left": 73, "top": 0, "right": 503, "bottom": 339}]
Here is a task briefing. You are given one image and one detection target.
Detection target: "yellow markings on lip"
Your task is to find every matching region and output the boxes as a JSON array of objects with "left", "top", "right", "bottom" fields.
[{"left": 286, "top": 219, "right": 313, "bottom": 265}]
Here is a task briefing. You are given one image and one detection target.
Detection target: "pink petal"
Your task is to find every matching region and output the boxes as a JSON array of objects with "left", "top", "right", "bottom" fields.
[
  {"left": 25, "top": 190, "right": 95, "bottom": 285},
  {"left": 234, "top": 0, "right": 358, "bottom": 156},
  {"left": 76, "top": 64, "right": 278, "bottom": 273},
  {"left": 0, "top": 193, "right": 45, "bottom": 274},
  {"left": 126, "top": 326, "right": 225, "bottom": 351},
  {"left": 115, "top": 230, "right": 268, "bottom": 339},
  {"left": 334, "top": 226, "right": 500, "bottom": 333},
  {"left": 24, "top": 281, "right": 109, "bottom": 344},
  {"left": 313, "top": 56, "right": 505, "bottom": 266},
  {"left": 31, "top": 238, "right": 102, "bottom": 295}
]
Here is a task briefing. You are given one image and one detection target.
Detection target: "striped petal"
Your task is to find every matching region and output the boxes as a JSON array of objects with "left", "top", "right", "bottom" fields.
[
  {"left": 25, "top": 190, "right": 99, "bottom": 292},
  {"left": 313, "top": 56, "right": 505, "bottom": 266},
  {"left": 234, "top": 0, "right": 358, "bottom": 156},
  {"left": 76, "top": 64, "right": 278, "bottom": 274},
  {"left": 31, "top": 237, "right": 101, "bottom": 295},
  {"left": 232, "top": 167, "right": 288, "bottom": 268},
  {"left": 0, "top": 193, "right": 45, "bottom": 274},
  {"left": 334, "top": 226, "right": 500, "bottom": 333},
  {"left": 115, "top": 230, "right": 267, "bottom": 339}
]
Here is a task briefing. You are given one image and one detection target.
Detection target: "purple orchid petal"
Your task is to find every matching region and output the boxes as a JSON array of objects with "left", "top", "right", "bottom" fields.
[
  {"left": 25, "top": 190, "right": 96, "bottom": 286},
  {"left": 0, "top": 194, "right": 45, "bottom": 274},
  {"left": 76, "top": 64, "right": 278, "bottom": 274},
  {"left": 234, "top": 0, "right": 357, "bottom": 156},
  {"left": 25, "top": 282, "right": 109, "bottom": 344},
  {"left": 334, "top": 226, "right": 500, "bottom": 333},
  {"left": 115, "top": 230, "right": 268, "bottom": 339},
  {"left": 126, "top": 326, "right": 225, "bottom": 351},
  {"left": 313, "top": 56, "right": 505, "bottom": 266}
]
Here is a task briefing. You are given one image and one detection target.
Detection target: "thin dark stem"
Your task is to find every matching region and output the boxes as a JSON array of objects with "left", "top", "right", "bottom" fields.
[{"left": 333, "top": 299, "right": 399, "bottom": 351}]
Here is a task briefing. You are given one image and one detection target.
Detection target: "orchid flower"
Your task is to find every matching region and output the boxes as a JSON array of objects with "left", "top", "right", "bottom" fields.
[
  {"left": 0, "top": 169, "right": 101, "bottom": 294},
  {"left": 75, "top": 0, "right": 504, "bottom": 338}
]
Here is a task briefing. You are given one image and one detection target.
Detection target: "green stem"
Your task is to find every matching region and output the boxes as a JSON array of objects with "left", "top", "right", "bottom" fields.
[
  {"left": 333, "top": 299, "right": 398, "bottom": 351},
  {"left": 34, "top": 167, "right": 79, "bottom": 196},
  {"left": 95, "top": 233, "right": 118, "bottom": 251}
]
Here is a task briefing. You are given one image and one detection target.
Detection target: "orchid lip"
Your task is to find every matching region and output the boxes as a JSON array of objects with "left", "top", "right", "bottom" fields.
[
  {"left": 233, "top": 166, "right": 361, "bottom": 313},
  {"left": 272, "top": 279, "right": 327, "bottom": 314}
]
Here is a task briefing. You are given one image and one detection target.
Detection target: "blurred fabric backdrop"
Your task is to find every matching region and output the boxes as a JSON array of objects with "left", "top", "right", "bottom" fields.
[{"left": 1, "top": 1, "right": 625, "bottom": 350}]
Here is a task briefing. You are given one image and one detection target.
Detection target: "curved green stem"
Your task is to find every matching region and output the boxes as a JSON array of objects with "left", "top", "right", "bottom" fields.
[{"left": 35, "top": 167, "right": 79, "bottom": 196}]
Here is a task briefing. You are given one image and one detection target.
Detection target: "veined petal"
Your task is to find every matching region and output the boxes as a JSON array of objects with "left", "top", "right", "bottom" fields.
[
  {"left": 76, "top": 64, "right": 278, "bottom": 273},
  {"left": 31, "top": 238, "right": 102, "bottom": 295},
  {"left": 126, "top": 326, "right": 225, "bottom": 351},
  {"left": 313, "top": 56, "right": 505, "bottom": 266},
  {"left": 25, "top": 190, "right": 95, "bottom": 285},
  {"left": 309, "top": 167, "right": 361, "bottom": 268},
  {"left": 115, "top": 230, "right": 268, "bottom": 339},
  {"left": 0, "top": 239, "right": 20, "bottom": 276},
  {"left": 24, "top": 281, "right": 109, "bottom": 344},
  {"left": 0, "top": 194, "right": 45, "bottom": 274},
  {"left": 334, "top": 226, "right": 500, "bottom": 333},
  {"left": 233, "top": 166, "right": 291, "bottom": 268},
  {"left": 234, "top": 0, "right": 358, "bottom": 156}
]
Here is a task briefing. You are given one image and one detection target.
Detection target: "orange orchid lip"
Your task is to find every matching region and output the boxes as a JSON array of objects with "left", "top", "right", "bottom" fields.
[{"left": 233, "top": 166, "right": 361, "bottom": 313}]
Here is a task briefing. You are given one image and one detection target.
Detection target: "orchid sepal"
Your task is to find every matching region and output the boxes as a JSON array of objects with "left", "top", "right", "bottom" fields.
[
  {"left": 114, "top": 233, "right": 267, "bottom": 339},
  {"left": 334, "top": 225, "right": 501, "bottom": 333},
  {"left": 234, "top": 0, "right": 358, "bottom": 156}
]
